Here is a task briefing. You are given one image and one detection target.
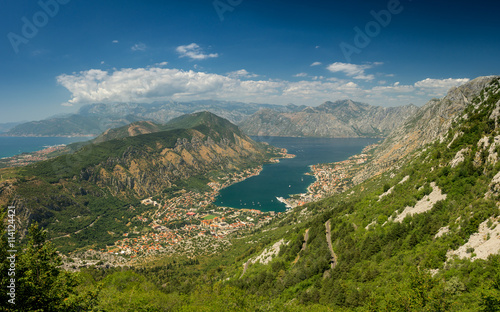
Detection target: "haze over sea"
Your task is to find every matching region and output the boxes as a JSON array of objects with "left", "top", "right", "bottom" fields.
[
  {"left": 0, "top": 137, "right": 92, "bottom": 159},
  {"left": 215, "top": 137, "right": 380, "bottom": 212}
]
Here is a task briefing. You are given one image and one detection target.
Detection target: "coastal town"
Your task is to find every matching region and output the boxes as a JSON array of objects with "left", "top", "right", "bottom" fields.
[
  {"left": 0, "top": 144, "right": 67, "bottom": 168},
  {"left": 103, "top": 167, "right": 279, "bottom": 257},
  {"left": 94, "top": 148, "right": 294, "bottom": 259},
  {"left": 281, "top": 143, "right": 379, "bottom": 208}
]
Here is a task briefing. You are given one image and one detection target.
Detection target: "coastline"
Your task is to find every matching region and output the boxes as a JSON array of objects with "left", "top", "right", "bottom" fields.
[
  {"left": 0, "top": 144, "right": 69, "bottom": 168},
  {"left": 0, "top": 134, "right": 96, "bottom": 138},
  {"left": 0, "top": 136, "right": 94, "bottom": 159},
  {"left": 278, "top": 143, "right": 380, "bottom": 209}
]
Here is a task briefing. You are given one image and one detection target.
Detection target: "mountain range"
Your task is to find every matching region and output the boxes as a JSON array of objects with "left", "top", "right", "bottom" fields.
[
  {"left": 3, "top": 99, "right": 416, "bottom": 138},
  {"left": 240, "top": 100, "right": 418, "bottom": 138},
  {"left": 3, "top": 100, "right": 295, "bottom": 137}
]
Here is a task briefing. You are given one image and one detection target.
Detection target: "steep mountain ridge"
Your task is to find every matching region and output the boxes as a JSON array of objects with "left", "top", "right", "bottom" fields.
[
  {"left": 353, "top": 75, "right": 498, "bottom": 184},
  {"left": 28, "top": 112, "right": 269, "bottom": 197},
  {"left": 240, "top": 100, "right": 418, "bottom": 138}
]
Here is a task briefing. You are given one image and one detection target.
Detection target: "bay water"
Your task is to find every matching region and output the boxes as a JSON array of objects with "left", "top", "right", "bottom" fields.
[
  {"left": 0, "top": 137, "right": 92, "bottom": 159},
  {"left": 214, "top": 137, "right": 380, "bottom": 212}
]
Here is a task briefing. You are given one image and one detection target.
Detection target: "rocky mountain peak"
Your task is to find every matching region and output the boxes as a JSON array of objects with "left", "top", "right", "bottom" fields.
[
  {"left": 241, "top": 100, "right": 417, "bottom": 138},
  {"left": 353, "top": 75, "right": 500, "bottom": 184}
]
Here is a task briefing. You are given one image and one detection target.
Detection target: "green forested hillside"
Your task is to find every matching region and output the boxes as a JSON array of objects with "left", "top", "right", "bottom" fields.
[{"left": 2, "top": 79, "right": 500, "bottom": 311}]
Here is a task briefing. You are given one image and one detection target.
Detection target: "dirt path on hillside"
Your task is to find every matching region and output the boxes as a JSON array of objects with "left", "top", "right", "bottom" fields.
[
  {"left": 50, "top": 216, "right": 101, "bottom": 241},
  {"left": 325, "top": 220, "right": 337, "bottom": 269},
  {"left": 240, "top": 259, "right": 251, "bottom": 278},
  {"left": 293, "top": 228, "right": 309, "bottom": 264}
]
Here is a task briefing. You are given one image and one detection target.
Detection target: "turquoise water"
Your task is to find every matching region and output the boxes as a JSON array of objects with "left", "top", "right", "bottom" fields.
[
  {"left": 214, "top": 137, "right": 380, "bottom": 212},
  {"left": 0, "top": 137, "right": 92, "bottom": 159}
]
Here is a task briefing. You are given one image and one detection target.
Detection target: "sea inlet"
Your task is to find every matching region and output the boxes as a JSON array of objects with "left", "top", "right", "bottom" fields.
[{"left": 214, "top": 137, "right": 380, "bottom": 212}]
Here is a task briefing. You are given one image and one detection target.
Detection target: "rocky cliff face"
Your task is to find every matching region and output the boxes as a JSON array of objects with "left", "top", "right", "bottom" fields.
[
  {"left": 239, "top": 100, "right": 418, "bottom": 138},
  {"left": 81, "top": 129, "right": 267, "bottom": 197},
  {"left": 353, "top": 76, "right": 499, "bottom": 184}
]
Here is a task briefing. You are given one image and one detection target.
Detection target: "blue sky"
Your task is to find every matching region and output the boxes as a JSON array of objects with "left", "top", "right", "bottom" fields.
[{"left": 0, "top": 0, "right": 499, "bottom": 123}]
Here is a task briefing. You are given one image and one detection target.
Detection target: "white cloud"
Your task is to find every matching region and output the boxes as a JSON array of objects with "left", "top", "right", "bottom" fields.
[
  {"left": 155, "top": 61, "right": 168, "bottom": 67},
  {"left": 370, "top": 84, "right": 415, "bottom": 94},
  {"left": 414, "top": 78, "right": 470, "bottom": 96},
  {"left": 57, "top": 67, "right": 281, "bottom": 106},
  {"left": 131, "top": 43, "right": 147, "bottom": 51},
  {"left": 112, "top": 40, "right": 119, "bottom": 44},
  {"left": 326, "top": 62, "right": 382, "bottom": 81},
  {"left": 310, "top": 62, "right": 322, "bottom": 66},
  {"left": 56, "top": 65, "right": 470, "bottom": 108},
  {"left": 176, "top": 43, "right": 218, "bottom": 60},
  {"left": 293, "top": 73, "right": 308, "bottom": 77},
  {"left": 227, "top": 69, "right": 258, "bottom": 78}
]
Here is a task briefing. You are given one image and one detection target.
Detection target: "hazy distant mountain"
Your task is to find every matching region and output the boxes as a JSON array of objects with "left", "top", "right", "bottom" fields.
[
  {"left": 0, "top": 121, "right": 25, "bottom": 133},
  {"left": 4, "top": 99, "right": 418, "bottom": 138},
  {"left": 4, "top": 100, "right": 288, "bottom": 137},
  {"left": 240, "top": 100, "right": 419, "bottom": 138}
]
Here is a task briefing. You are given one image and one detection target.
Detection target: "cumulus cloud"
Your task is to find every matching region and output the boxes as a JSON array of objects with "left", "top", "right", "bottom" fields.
[
  {"left": 176, "top": 43, "right": 218, "bottom": 60},
  {"left": 293, "top": 73, "right": 308, "bottom": 77},
  {"left": 56, "top": 64, "right": 470, "bottom": 108},
  {"left": 131, "top": 43, "right": 147, "bottom": 51},
  {"left": 326, "top": 62, "right": 383, "bottom": 81},
  {"left": 227, "top": 69, "right": 258, "bottom": 78},
  {"left": 112, "top": 40, "right": 119, "bottom": 44},
  {"left": 310, "top": 62, "right": 322, "bottom": 66},
  {"left": 370, "top": 83, "right": 415, "bottom": 94},
  {"left": 414, "top": 78, "right": 470, "bottom": 96},
  {"left": 56, "top": 67, "right": 282, "bottom": 106}
]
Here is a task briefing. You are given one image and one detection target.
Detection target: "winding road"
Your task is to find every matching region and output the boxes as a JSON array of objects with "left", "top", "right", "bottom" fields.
[{"left": 325, "top": 220, "right": 337, "bottom": 269}]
